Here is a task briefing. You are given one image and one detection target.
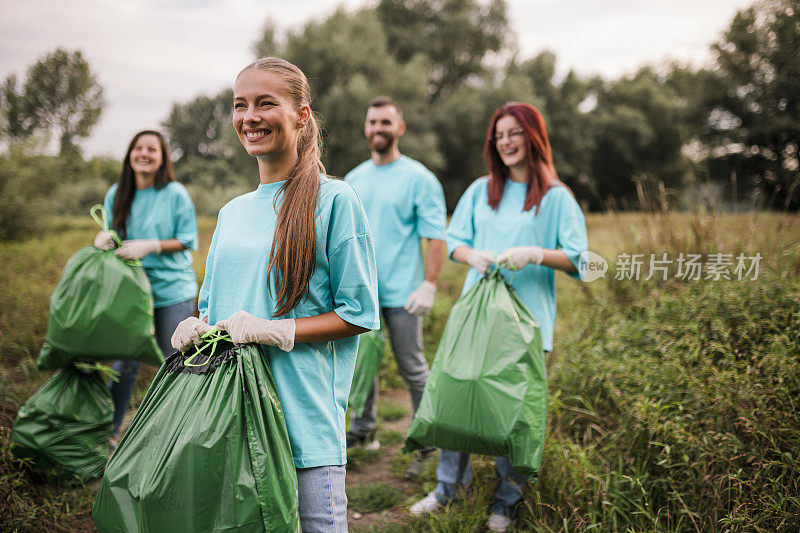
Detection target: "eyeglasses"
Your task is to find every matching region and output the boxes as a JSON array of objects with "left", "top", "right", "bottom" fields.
[{"left": 489, "top": 130, "right": 525, "bottom": 143}]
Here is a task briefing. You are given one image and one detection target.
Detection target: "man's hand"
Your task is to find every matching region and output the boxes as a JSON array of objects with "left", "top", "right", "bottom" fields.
[{"left": 404, "top": 281, "right": 436, "bottom": 316}]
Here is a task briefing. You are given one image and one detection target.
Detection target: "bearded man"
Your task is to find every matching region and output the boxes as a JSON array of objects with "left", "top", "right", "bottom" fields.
[{"left": 344, "top": 97, "right": 447, "bottom": 478}]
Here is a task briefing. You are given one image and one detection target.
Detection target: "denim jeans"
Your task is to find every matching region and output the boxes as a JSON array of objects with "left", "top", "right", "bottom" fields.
[
  {"left": 434, "top": 450, "right": 528, "bottom": 517},
  {"left": 109, "top": 298, "right": 194, "bottom": 436},
  {"left": 350, "top": 307, "right": 430, "bottom": 435},
  {"left": 297, "top": 465, "right": 348, "bottom": 532}
]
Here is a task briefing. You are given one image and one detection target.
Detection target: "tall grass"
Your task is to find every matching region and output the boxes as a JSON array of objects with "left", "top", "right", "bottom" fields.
[{"left": 1, "top": 212, "right": 798, "bottom": 531}]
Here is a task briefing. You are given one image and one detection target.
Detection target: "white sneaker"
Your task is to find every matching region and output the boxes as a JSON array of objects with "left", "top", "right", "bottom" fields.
[
  {"left": 409, "top": 492, "right": 442, "bottom": 515},
  {"left": 487, "top": 513, "right": 511, "bottom": 532}
]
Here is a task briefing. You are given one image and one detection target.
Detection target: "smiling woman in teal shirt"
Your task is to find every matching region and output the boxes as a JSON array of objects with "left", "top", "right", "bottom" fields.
[
  {"left": 171, "top": 57, "right": 379, "bottom": 533},
  {"left": 410, "top": 102, "right": 588, "bottom": 532}
]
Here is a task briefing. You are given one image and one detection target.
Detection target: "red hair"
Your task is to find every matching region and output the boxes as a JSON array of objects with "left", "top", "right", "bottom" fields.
[{"left": 484, "top": 102, "right": 558, "bottom": 213}]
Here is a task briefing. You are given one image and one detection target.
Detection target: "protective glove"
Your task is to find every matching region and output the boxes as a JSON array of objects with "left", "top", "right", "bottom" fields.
[
  {"left": 466, "top": 249, "right": 497, "bottom": 274},
  {"left": 215, "top": 310, "right": 295, "bottom": 352},
  {"left": 114, "top": 239, "right": 161, "bottom": 260},
  {"left": 93, "top": 231, "right": 116, "bottom": 250},
  {"left": 497, "top": 246, "right": 544, "bottom": 270},
  {"left": 171, "top": 317, "right": 214, "bottom": 352},
  {"left": 404, "top": 280, "right": 436, "bottom": 316}
]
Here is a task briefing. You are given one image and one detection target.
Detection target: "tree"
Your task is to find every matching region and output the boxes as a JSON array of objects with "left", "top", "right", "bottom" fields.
[
  {"left": 279, "top": 8, "right": 439, "bottom": 176},
  {"left": 376, "top": 0, "right": 511, "bottom": 99},
  {"left": 584, "top": 68, "right": 688, "bottom": 209},
  {"left": 680, "top": 0, "right": 800, "bottom": 209},
  {"left": 162, "top": 88, "right": 234, "bottom": 161},
  {"left": 1, "top": 48, "right": 104, "bottom": 156}
]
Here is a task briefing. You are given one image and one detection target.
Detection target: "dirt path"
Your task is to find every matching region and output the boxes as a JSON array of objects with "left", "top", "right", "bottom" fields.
[{"left": 346, "top": 388, "right": 420, "bottom": 531}]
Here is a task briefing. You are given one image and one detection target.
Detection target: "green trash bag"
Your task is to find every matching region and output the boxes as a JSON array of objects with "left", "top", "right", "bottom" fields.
[
  {"left": 37, "top": 205, "right": 163, "bottom": 370},
  {"left": 93, "top": 330, "right": 301, "bottom": 533},
  {"left": 348, "top": 328, "right": 386, "bottom": 417},
  {"left": 403, "top": 269, "right": 547, "bottom": 481},
  {"left": 11, "top": 364, "right": 114, "bottom": 482}
]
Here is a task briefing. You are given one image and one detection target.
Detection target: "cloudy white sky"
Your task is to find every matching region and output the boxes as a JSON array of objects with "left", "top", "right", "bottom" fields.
[{"left": 1, "top": 0, "right": 754, "bottom": 157}]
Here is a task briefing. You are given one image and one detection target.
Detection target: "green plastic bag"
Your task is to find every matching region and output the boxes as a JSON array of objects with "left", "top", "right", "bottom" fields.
[
  {"left": 11, "top": 365, "right": 114, "bottom": 482},
  {"left": 37, "top": 205, "right": 163, "bottom": 370},
  {"left": 403, "top": 269, "right": 547, "bottom": 481},
  {"left": 348, "top": 328, "right": 386, "bottom": 417},
  {"left": 93, "top": 331, "right": 301, "bottom": 532}
]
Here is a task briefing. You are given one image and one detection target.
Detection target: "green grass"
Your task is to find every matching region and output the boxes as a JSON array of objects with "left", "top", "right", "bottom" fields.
[
  {"left": 347, "top": 446, "right": 383, "bottom": 472},
  {"left": 346, "top": 483, "right": 405, "bottom": 513},
  {"left": 2, "top": 212, "right": 799, "bottom": 531},
  {"left": 376, "top": 429, "right": 404, "bottom": 446},
  {"left": 378, "top": 400, "right": 408, "bottom": 423}
]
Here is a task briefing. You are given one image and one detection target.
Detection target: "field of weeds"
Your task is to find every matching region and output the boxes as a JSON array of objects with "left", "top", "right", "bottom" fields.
[{"left": 1, "top": 211, "right": 799, "bottom": 532}]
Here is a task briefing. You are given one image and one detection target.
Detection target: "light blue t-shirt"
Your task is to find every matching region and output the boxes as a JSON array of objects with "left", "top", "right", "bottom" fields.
[
  {"left": 446, "top": 177, "right": 588, "bottom": 352},
  {"left": 345, "top": 155, "right": 446, "bottom": 307},
  {"left": 198, "top": 176, "right": 380, "bottom": 468},
  {"left": 104, "top": 182, "right": 198, "bottom": 309}
]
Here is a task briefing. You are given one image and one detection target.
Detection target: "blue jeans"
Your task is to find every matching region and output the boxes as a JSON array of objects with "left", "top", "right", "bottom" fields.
[
  {"left": 297, "top": 465, "right": 348, "bottom": 532},
  {"left": 109, "top": 298, "right": 194, "bottom": 436},
  {"left": 435, "top": 450, "right": 528, "bottom": 517},
  {"left": 350, "top": 307, "right": 430, "bottom": 436}
]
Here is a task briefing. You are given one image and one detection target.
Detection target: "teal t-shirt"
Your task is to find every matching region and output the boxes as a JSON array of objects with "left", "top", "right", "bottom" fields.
[
  {"left": 446, "top": 177, "right": 588, "bottom": 352},
  {"left": 104, "top": 182, "right": 198, "bottom": 309},
  {"left": 345, "top": 155, "right": 446, "bottom": 307},
  {"left": 198, "top": 176, "right": 380, "bottom": 468}
]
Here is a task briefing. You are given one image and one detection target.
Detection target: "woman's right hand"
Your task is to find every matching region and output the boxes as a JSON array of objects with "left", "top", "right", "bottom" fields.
[
  {"left": 466, "top": 249, "right": 497, "bottom": 274},
  {"left": 171, "top": 317, "right": 213, "bottom": 352},
  {"left": 93, "top": 231, "right": 116, "bottom": 250}
]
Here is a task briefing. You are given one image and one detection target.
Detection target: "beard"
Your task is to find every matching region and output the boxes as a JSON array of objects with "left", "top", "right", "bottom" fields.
[{"left": 368, "top": 133, "right": 394, "bottom": 154}]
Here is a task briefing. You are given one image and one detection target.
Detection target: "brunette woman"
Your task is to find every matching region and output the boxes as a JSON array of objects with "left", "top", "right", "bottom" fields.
[{"left": 93, "top": 130, "right": 198, "bottom": 451}]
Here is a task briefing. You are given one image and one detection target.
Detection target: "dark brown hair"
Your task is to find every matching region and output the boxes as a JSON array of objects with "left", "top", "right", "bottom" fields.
[
  {"left": 112, "top": 130, "right": 175, "bottom": 238},
  {"left": 368, "top": 96, "right": 403, "bottom": 118},
  {"left": 237, "top": 57, "right": 325, "bottom": 317},
  {"left": 484, "top": 102, "right": 557, "bottom": 214}
]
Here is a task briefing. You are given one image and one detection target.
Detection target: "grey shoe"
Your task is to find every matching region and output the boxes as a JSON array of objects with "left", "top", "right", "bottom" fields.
[
  {"left": 346, "top": 430, "right": 380, "bottom": 451},
  {"left": 404, "top": 448, "right": 435, "bottom": 479}
]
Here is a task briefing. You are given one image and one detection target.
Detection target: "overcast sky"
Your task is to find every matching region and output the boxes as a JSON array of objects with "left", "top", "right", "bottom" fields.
[{"left": 0, "top": 0, "right": 754, "bottom": 158}]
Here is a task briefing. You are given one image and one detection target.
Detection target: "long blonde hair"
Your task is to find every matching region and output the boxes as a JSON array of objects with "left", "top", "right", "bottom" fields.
[{"left": 237, "top": 57, "right": 326, "bottom": 317}]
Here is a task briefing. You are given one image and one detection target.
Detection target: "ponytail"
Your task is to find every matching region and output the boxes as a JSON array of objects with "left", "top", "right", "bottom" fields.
[{"left": 239, "top": 57, "right": 326, "bottom": 317}]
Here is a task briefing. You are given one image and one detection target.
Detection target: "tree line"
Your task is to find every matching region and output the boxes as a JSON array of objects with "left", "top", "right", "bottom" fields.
[{"left": 2, "top": 0, "right": 798, "bottom": 229}]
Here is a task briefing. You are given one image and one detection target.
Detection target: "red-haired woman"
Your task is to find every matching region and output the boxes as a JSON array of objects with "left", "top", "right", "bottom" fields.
[{"left": 410, "top": 103, "right": 588, "bottom": 532}]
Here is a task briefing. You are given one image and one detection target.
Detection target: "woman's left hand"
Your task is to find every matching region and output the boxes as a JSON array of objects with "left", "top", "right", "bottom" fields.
[
  {"left": 497, "top": 246, "right": 544, "bottom": 270},
  {"left": 215, "top": 311, "right": 296, "bottom": 351},
  {"left": 114, "top": 239, "right": 161, "bottom": 260}
]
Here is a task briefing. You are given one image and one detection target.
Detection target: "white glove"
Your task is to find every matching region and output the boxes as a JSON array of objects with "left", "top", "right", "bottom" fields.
[
  {"left": 404, "top": 280, "right": 436, "bottom": 316},
  {"left": 497, "top": 246, "right": 544, "bottom": 270},
  {"left": 171, "top": 317, "right": 214, "bottom": 352},
  {"left": 114, "top": 239, "right": 161, "bottom": 260},
  {"left": 215, "top": 311, "right": 295, "bottom": 352},
  {"left": 466, "top": 249, "right": 497, "bottom": 274},
  {"left": 93, "top": 231, "right": 116, "bottom": 250}
]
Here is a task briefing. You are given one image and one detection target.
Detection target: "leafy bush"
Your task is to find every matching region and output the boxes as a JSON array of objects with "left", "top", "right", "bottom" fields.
[{"left": 530, "top": 254, "right": 800, "bottom": 530}]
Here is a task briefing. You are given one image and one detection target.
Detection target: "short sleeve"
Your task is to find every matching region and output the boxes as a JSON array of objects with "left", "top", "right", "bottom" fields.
[
  {"left": 103, "top": 185, "right": 117, "bottom": 230},
  {"left": 171, "top": 185, "right": 199, "bottom": 251},
  {"left": 326, "top": 185, "right": 380, "bottom": 330},
  {"left": 554, "top": 187, "right": 588, "bottom": 280},
  {"left": 197, "top": 218, "right": 220, "bottom": 320},
  {"left": 415, "top": 173, "right": 447, "bottom": 241},
  {"left": 445, "top": 179, "right": 480, "bottom": 259}
]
